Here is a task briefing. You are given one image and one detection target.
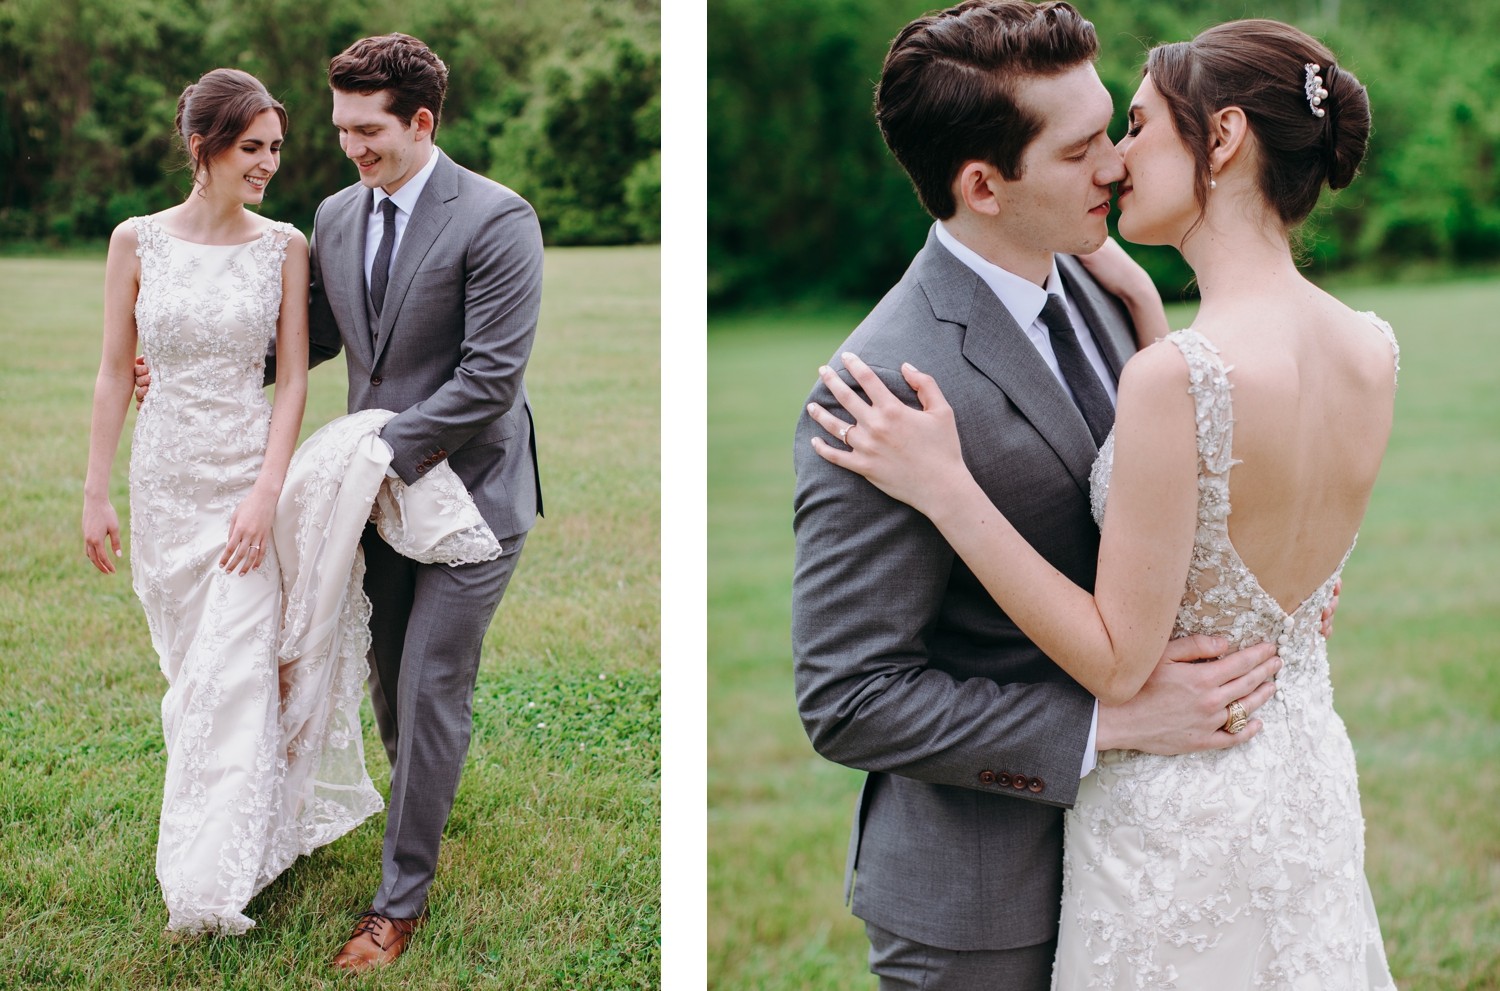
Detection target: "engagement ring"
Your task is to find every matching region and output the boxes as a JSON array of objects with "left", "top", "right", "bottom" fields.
[{"left": 1225, "top": 700, "right": 1249, "bottom": 734}]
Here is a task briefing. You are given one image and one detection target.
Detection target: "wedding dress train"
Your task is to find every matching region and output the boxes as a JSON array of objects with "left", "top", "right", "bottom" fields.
[
  {"left": 1052, "top": 323, "right": 1400, "bottom": 990},
  {"left": 128, "top": 216, "right": 500, "bottom": 932}
]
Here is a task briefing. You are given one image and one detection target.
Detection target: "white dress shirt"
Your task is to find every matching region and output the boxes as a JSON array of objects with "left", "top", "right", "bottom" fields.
[
  {"left": 366, "top": 146, "right": 442, "bottom": 475},
  {"left": 364, "top": 145, "right": 443, "bottom": 292},
  {"left": 935, "top": 222, "right": 1112, "bottom": 776}
]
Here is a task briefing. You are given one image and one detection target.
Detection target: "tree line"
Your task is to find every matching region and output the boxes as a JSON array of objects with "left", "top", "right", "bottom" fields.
[
  {"left": 0, "top": 0, "right": 660, "bottom": 245},
  {"left": 709, "top": 0, "right": 1500, "bottom": 307}
]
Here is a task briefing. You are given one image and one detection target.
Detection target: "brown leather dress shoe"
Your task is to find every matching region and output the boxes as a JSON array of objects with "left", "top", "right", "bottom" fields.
[{"left": 331, "top": 909, "right": 419, "bottom": 972}]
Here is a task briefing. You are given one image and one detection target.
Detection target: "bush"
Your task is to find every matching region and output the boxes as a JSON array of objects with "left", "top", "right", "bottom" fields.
[
  {"left": 708, "top": 0, "right": 1500, "bottom": 307},
  {"left": 0, "top": 0, "right": 660, "bottom": 245}
]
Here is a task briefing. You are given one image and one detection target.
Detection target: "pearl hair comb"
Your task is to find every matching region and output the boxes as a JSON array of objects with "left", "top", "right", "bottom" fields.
[{"left": 1304, "top": 63, "right": 1329, "bottom": 118}]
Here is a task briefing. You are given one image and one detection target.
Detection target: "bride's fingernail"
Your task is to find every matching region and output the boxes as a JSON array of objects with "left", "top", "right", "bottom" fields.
[{"left": 842, "top": 352, "right": 857, "bottom": 362}]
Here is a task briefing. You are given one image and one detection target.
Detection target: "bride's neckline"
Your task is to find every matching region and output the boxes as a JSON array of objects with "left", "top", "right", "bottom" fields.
[
  {"left": 1174, "top": 326, "right": 1359, "bottom": 623},
  {"left": 143, "top": 215, "right": 275, "bottom": 247}
]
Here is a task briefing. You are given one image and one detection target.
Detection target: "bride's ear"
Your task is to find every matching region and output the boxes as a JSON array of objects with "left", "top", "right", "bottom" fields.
[{"left": 1207, "top": 106, "right": 1250, "bottom": 177}]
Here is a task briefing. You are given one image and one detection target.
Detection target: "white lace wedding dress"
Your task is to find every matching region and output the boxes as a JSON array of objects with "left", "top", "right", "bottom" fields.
[
  {"left": 128, "top": 216, "right": 500, "bottom": 933},
  {"left": 1052, "top": 322, "right": 1400, "bottom": 990}
]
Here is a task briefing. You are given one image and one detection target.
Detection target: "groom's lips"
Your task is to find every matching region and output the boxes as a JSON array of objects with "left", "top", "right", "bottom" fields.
[{"left": 1088, "top": 199, "right": 1111, "bottom": 215}]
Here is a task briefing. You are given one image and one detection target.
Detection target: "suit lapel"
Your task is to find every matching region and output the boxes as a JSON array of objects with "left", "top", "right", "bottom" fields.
[
  {"left": 916, "top": 234, "right": 1098, "bottom": 496},
  {"left": 339, "top": 187, "right": 374, "bottom": 366},
  {"left": 1056, "top": 253, "right": 1137, "bottom": 379},
  {"left": 372, "top": 153, "right": 457, "bottom": 368}
]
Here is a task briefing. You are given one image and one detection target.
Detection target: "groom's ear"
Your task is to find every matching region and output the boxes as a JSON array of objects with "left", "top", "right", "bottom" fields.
[
  {"left": 953, "top": 160, "right": 1004, "bottom": 218},
  {"left": 410, "top": 106, "right": 437, "bottom": 142}
]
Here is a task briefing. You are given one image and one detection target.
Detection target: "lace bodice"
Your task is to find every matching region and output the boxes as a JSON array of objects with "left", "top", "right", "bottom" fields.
[
  {"left": 1090, "top": 317, "right": 1399, "bottom": 660},
  {"left": 1054, "top": 316, "right": 1400, "bottom": 990}
]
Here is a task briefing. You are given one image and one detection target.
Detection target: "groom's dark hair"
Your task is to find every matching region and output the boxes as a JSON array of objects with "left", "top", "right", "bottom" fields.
[
  {"left": 329, "top": 33, "right": 449, "bottom": 133},
  {"left": 877, "top": 0, "right": 1098, "bottom": 219}
]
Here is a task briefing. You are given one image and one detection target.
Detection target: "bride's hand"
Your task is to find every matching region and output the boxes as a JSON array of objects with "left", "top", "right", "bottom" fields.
[
  {"left": 807, "top": 353, "right": 971, "bottom": 516},
  {"left": 221, "top": 486, "right": 276, "bottom": 575},
  {"left": 82, "top": 496, "right": 122, "bottom": 575}
]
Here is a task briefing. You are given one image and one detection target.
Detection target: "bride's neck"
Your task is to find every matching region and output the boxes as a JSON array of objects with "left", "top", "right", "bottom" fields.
[
  {"left": 1179, "top": 205, "right": 1301, "bottom": 308},
  {"left": 175, "top": 184, "right": 251, "bottom": 236}
]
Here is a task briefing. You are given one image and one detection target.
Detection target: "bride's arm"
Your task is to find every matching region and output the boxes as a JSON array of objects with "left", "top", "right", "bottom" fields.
[
  {"left": 82, "top": 223, "right": 144, "bottom": 575},
  {"left": 807, "top": 344, "right": 1198, "bottom": 705},
  {"left": 221, "top": 232, "right": 309, "bottom": 575}
]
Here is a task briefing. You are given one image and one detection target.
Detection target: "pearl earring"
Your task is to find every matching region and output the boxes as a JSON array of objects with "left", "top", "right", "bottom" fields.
[{"left": 1209, "top": 164, "right": 1217, "bottom": 190}]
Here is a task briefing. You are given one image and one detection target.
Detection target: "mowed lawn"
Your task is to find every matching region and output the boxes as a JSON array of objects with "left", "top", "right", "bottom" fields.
[
  {"left": 0, "top": 247, "right": 659, "bottom": 990},
  {"left": 709, "top": 283, "right": 1500, "bottom": 991}
]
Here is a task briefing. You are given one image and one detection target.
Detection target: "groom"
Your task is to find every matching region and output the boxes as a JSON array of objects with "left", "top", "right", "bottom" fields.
[
  {"left": 140, "top": 32, "right": 543, "bottom": 970},
  {"left": 792, "top": 3, "right": 1326, "bottom": 988},
  {"left": 308, "top": 34, "right": 543, "bottom": 970}
]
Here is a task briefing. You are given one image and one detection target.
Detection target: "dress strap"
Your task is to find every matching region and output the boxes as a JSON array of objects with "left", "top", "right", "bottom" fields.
[
  {"left": 1359, "top": 311, "right": 1400, "bottom": 387},
  {"left": 1165, "top": 329, "right": 1239, "bottom": 490}
]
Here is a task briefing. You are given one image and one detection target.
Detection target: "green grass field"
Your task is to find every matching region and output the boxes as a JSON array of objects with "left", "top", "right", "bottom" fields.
[
  {"left": 0, "top": 247, "right": 660, "bottom": 990},
  {"left": 709, "top": 283, "right": 1500, "bottom": 991}
]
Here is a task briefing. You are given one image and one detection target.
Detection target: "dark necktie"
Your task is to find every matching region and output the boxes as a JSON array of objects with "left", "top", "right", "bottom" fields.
[
  {"left": 369, "top": 198, "right": 398, "bottom": 319},
  {"left": 1039, "top": 294, "right": 1115, "bottom": 447}
]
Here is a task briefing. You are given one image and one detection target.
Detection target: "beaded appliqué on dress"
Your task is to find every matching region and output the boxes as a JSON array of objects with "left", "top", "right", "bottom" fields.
[{"left": 1054, "top": 320, "right": 1399, "bottom": 990}]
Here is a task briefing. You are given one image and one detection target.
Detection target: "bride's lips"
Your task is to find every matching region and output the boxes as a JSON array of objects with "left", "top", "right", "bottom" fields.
[{"left": 1118, "top": 185, "right": 1133, "bottom": 201}]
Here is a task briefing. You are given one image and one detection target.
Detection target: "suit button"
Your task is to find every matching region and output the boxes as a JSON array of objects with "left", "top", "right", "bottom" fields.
[
  {"left": 978, "top": 770, "right": 996, "bottom": 785},
  {"left": 996, "top": 772, "right": 1013, "bottom": 787},
  {"left": 415, "top": 465, "right": 426, "bottom": 474},
  {"left": 1029, "top": 777, "right": 1045, "bottom": 793},
  {"left": 370, "top": 375, "right": 382, "bottom": 386},
  {"left": 1012, "top": 775, "right": 1029, "bottom": 790},
  {"left": 436, "top": 449, "right": 447, "bottom": 458}
]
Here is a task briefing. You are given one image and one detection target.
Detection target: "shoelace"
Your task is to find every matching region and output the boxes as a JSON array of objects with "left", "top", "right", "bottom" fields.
[{"left": 350, "top": 910, "right": 417, "bottom": 949}]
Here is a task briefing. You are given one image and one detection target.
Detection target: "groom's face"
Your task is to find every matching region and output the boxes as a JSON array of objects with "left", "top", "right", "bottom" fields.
[
  {"left": 331, "top": 89, "right": 435, "bottom": 193},
  {"left": 965, "top": 63, "right": 1122, "bottom": 257}
]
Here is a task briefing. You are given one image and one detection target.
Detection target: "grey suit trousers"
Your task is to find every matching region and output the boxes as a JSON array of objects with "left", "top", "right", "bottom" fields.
[
  {"left": 361, "top": 524, "right": 528, "bottom": 918},
  {"left": 867, "top": 923, "right": 1056, "bottom": 991}
]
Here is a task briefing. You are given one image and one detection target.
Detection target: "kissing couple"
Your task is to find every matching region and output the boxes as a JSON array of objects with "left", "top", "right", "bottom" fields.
[
  {"left": 793, "top": 2, "right": 1399, "bottom": 988},
  {"left": 81, "top": 32, "right": 543, "bottom": 971}
]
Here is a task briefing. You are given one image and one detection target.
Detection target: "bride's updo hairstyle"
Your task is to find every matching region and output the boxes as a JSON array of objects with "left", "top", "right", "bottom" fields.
[
  {"left": 174, "top": 68, "right": 288, "bottom": 185},
  {"left": 1146, "top": 20, "right": 1370, "bottom": 228}
]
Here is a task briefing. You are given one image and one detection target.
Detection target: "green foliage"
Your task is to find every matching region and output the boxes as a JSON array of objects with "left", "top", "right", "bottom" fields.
[
  {"left": 708, "top": 0, "right": 1500, "bottom": 306},
  {"left": 0, "top": 0, "right": 660, "bottom": 245},
  {"left": 491, "top": 38, "right": 662, "bottom": 244}
]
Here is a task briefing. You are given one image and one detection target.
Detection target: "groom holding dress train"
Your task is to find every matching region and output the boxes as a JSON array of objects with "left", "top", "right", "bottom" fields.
[{"left": 791, "top": 3, "right": 1334, "bottom": 988}]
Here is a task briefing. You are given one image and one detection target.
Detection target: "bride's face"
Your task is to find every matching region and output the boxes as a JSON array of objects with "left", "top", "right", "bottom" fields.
[
  {"left": 198, "top": 108, "right": 283, "bottom": 206},
  {"left": 1115, "top": 75, "right": 1201, "bottom": 247}
]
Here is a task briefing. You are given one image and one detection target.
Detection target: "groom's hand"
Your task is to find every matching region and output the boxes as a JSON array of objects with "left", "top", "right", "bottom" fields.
[
  {"left": 133, "top": 356, "right": 151, "bottom": 408},
  {"left": 1094, "top": 636, "right": 1282, "bottom": 756}
]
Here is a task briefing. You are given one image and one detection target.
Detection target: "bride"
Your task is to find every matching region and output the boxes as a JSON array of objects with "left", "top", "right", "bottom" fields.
[{"left": 807, "top": 20, "right": 1398, "bottom": 989}]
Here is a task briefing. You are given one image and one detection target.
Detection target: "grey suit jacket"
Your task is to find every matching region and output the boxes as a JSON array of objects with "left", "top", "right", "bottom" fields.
[
  {"left": 281, "top": 151, "right": 544, "bottom": 540},
  {"left": 792, "top": 226, "right": 1139, "bottom": 951}
]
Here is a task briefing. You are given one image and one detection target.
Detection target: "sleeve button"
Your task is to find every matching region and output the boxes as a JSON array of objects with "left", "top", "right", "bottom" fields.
[
  {"left": 978, "top": 770, "right": 996, "bottom": 785},
  {"left": 1028, "top": 777, "right": 1045, "bottom": 793},
  {"left": 997, "top": 772, "right": 1013, "bottom": 787},
  {"left": 1012, "top": 775, "right": 1029, "bottom": 790}
]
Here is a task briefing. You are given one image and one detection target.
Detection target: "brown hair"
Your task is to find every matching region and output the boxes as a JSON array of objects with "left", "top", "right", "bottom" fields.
[
  {"left": 1146, "top": 19, "right": 1370, "bottom": 229},
  {"left": 876, "top": 0, "right": 1099, "bottom": 219},
  {"left": 175, "top": 69, "right": 288, "bottom": 182},
  {"left": 328, "top": 33, "right": 449, "bottom": 133}
]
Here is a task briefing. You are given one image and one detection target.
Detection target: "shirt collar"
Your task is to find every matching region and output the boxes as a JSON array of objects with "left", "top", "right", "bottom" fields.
[
  {"left": 373, "top": 146, "right": 442, "bottom": 215},
  {"left": 935, "top": 221, "right": 1067, "bottom": 332}
]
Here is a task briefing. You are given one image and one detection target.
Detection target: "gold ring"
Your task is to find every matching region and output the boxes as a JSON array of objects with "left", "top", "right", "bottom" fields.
[{"left": 1224, "top": 700, "right": 1248, "bottom": 734}]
